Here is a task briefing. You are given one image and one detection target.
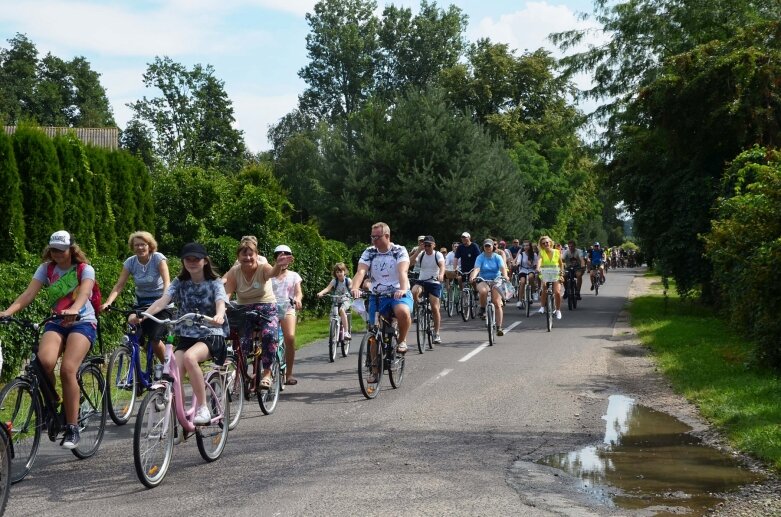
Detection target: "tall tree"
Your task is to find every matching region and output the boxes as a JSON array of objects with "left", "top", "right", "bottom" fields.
[
  {"left": 0, "top": 34, "right": 38, "bottom": 125},
  {"left": 54, "top": 133, "right": 96, "bottom": 253},
  {"left": 0, "top": 130, "right": 25, "bottom": 260},
  {"left": 127, "top": 56, "right": 246, "bottom": 172}
]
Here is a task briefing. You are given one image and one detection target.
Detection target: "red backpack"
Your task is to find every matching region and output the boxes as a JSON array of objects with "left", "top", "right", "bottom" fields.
[{"left": 47, "top": 262, "right": 102, "bottom": 315}]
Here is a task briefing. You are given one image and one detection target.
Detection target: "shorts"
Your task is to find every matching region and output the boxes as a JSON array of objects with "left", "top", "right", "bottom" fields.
[
  {"left": 368, "top": 291, "right": 413, "bottom": 324},
  {"left": 517, "top": 271, "right": 536, "bottom": 279},
  {"left": 43, "top": 321, "right": 97, "bottom": 348},
  {"left": 415, "top": 281, "right": 442, "bottom": 299},
  {"left": 175, "top": 335, "right": 227, "bottom": 366},
  {"left": 589, "top": 264, "right": 603, "bottom": 271}
]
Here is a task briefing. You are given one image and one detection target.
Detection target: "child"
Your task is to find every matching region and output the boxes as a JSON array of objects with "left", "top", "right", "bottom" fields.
[
  {"left": 317, "top": 262, "right": 352, "bottom": 339},
  {"left": 144, "top": 242, "right": 228, "bottom": 425}
]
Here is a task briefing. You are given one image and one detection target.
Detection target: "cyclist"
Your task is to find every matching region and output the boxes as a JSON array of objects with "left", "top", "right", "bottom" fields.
[
  {"left": 454, "top": 232, "right": 480, "bottom": 288},
  {"left": 271, "top": 244, "right": 303, "bottom": 386},
  {"left": 443, "top": 241, "right": 459, "bottom": 294},
  {"left": 223, "top": 236, "right": 290, "bottom": 390},
  {"left": 411, "top": 236, "right": 445, "bottom": 344},
  {"left": 145, "top": 242, "right": 228, "bottom": 425},
  {"left": 497, "top": 240, "right": 513, "bottom": 266},
  {"left": 536, "top": 236, "right": 563, "bottom": 320},
  {"left": 0, "top": 231, "right": 97, "bottom": 449},
  {"left": 588, "top": 242, "right": 606, "bottom": 290},
  {"left": 561, "top": 240, "right": 585, "bottom": 300},
  {"left": 350, "top": 222, "right": 413, "bottom": 354},
  {"left": 101, "top": 231, "right": 171, "bottom": 362},
  {"left": 469, "top": 239, "right": 510, "bottom": 336},
  {"left": 317, "top": 262, "right": 353, "bottom": 340},
  {"left": 408, "top": 236, "right": 426, "bottom": 280},
  {"left": 514, "top": 240, "right": 538, "bottom": 309}
]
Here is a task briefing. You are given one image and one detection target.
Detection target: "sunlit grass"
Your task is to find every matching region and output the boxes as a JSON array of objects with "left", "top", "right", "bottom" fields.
[{"left": 630, "top": 281, "right": 781, "bottom": 471}]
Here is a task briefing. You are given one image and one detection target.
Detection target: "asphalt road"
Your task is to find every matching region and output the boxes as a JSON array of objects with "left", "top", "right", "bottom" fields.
[{"left": 6, "top": 268, "right": 640, "bottom": 517}]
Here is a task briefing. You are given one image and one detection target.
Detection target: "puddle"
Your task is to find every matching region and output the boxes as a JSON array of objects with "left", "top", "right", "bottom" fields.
[{"left": 538, "top": 395, "right": 764, "bottom": 515}]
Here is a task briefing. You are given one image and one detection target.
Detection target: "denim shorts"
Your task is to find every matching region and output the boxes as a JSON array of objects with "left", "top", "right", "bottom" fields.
[
  {"left": 417, "top": 281, "right": 442, "bottom": 299},
  {"left": 43, "top": 321, "right": 97, "bottom": 348},
  {"left": 367, "top": 291, "right": 413, "bottom": 323}
]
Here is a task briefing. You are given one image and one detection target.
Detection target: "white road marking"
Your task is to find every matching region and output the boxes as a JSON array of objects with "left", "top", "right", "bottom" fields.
[
  {"left": 438, "top": 368, "right": 453, "bottom": 378},
  {"left": 459, "top": 343, "right": 489, "bottom": 362}
]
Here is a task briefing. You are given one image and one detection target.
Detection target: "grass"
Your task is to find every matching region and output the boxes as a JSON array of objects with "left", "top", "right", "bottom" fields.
[
  {"left": 630, "top": 277, "right": 781, "bottom": 471},
  {"left": 294, "top": 312, "right": 365, "bottom": 349}
]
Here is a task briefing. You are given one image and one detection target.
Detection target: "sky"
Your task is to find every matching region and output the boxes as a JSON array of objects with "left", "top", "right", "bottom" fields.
[{"left": 0, "top": 0, "right": 604, "bottom": 152}]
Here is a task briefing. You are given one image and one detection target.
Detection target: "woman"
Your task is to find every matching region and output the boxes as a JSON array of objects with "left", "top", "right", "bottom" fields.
[
  {"left": 101, "top": 231, "right": 171, "bottom": 361},
  {"left": 223, "top": 236, "right": 290, "bottom": 389},
  {"left": 536, "top": 236, "right": 564, "bottom": 320},
  {"left": 468, "top": 239, "right": 509, "bottom": 336},
  {"left": 514, "top": 240, "right": 538, "bottom": 309},
  {"left": 144, "top": 242, "right": 228, "bottom": 424},
  {"left": 0, "top": 231, "right": 97, "bottom": 449},
  {"left": 271, "top": 245, "right": 303, "bottom": 385}
]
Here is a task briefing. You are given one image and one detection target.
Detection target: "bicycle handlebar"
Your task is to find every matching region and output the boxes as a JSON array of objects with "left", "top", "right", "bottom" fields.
[
  {"left": 0, "top": 313, "right": 81, "bottom": 332},
  {"left": 140, "top": 312, "right": 217, "bottom": 327}
]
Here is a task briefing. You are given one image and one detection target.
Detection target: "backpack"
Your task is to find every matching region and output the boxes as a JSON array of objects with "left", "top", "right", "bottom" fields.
[{"left": 47, "top": 262, "right": 102, "bottom": 315}]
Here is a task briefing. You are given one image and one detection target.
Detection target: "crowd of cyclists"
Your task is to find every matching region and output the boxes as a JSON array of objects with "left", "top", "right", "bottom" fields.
[{"left": 0, "top": 224, "right": 636, "bottom": 489}]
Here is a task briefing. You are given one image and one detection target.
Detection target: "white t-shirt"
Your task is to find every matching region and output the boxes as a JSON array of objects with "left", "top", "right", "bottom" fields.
[
  {"left": 445, "top": 251, "right": 456, "bottom": 271},
  {"left": 358, "top": 244, "right": 409, "bottom": 294},
  {"left": 416, "top": 251, "right": 444, "bottom": 283}
]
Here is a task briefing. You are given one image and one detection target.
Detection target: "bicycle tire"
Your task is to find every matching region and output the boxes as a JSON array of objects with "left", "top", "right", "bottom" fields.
[
  {"left": 487, "top": 303, "right": 495, "bottom": 346},
  {"left": 358, "top": 334, "right": 382, "bottom": 399},
  {"left": 107, "top": 345, "right": 136, "bottom": 426},
  {"left": 225, "top": 357, "right": 243, "bottom": 431},
  {"left": 525, "top": 284, "right": 532, "bottom": 318},
  {"left": 328, "top": 319, "right": 338, "bottom": 363},
  {"left": 567, "top": 278, "right": 574, "bottom": 311},
  {"left": 460, "top": 288, "right": 470, "bottom": 322},
  {"left": 416, "top": 304, "right": 426, "bottom": 354},
  {"left": 133, "top": 388, "right": 173, "bottom": 488},
  {"left": 257, "top": 357, "right": 281, "bottom": 415},
  {"left": 196, "top": 371, "right": 229, "bottom": 462},
  {"left": 0, "top": 378, "right": 41, "bottom": 483},
  {"left": 546, "top": 289, "right": 554, "bottom": 332},
  {"left": 426, "top": 308, "right": 434, "bottom": 350},
  {"left": 388, "top": 341, "right": 405, "bottom": 389},
  {"left": 0, "top": 429, "right": 10, "bottom": 513},
  {"left": 572, "top": 279, "right": 578, "bottom": 309},
  {"left": 72, "top": 364, "right": 107, "bottom": 459},
  {"left": 340, "top": 317, "right": 351, "bottom": 357}
]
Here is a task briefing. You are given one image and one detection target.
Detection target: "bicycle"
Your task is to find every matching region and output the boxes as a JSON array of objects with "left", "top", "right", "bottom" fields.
[
  {"left": 133, "top": 312, "right": 230, "bottom": 488},
  {"left": 0, "top": 314, "right": 107, "bottom": 484},
  {"left": 411, "top": 279, "right": 435, "bottom": 353},
  {"left": 475, "top": 277, "right": 503, "bottom": 346},
  {"left": 459, "top": 270, "right": 478, "bottom": 322},
  {"left": 539, "top": 268, "right": 559, "bottom": 332},
  {"left": 564, "top": 267, "right": 579, "bottom": 310},
  {"left": 327, "top": 294, "right": 352, "bottom": 362},
  {"left": 225, "top": 302, "right": 285, "bottom": 420},
  {"left": 357, "top": 292, "right": 406, "bottom": 399},
  {"left": 103, "top": 305, "right": 163, "bottom": 426},
  {"left": 445, "top": 276, "right": 460, "bottom": 318}
]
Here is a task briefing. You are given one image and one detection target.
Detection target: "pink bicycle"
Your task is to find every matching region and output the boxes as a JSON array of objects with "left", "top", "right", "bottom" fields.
[{"left": 132, "top": 312, "right": 229, "bottom": 488}]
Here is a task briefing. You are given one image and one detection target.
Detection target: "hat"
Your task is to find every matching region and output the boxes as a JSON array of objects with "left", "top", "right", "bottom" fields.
[
  {"left": 48, "top": 230, "right": 72, "bottom": 251},
  {"left": 274, "top": 244, "right": 292, "bottom": 255},
  {"left": 180, "top": 242, "right": 207, "bottom": 259},
  {"left": 594, "top": 242, "right": 600, "bottom": 247},
  {"left": 423, "top": 235, "right": 435, "bottom": 244},
  {"left": 417, "top": 235, "right": 425, "bottom": 241},
  {"left": 483, "top": 239, "right": 494, "bottom": 247},
  {"left": 461, "top": 232, "right": 470, "bottom": 239},
  {"left": 499, "top": 240, "right": 507, "bottom": 247}
]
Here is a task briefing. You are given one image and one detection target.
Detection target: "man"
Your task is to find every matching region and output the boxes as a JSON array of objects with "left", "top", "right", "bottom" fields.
[
  {"left": 408, "top": 235, "right": 425, "bottom": 280},
  {"left": 351, "top": 222, "right": 413, "bottom": 353},
  {"left": 411, "top": 236, "right": 445, "bottom": 344},
  {"left": 588, "top": 242, "right": 606, "bottom": 290},
  {"left": 454, "top": 232, "right": 481, "bottom": 288},
  {"left": 561, "top": 240, "right": 585, "bottom": 300}
]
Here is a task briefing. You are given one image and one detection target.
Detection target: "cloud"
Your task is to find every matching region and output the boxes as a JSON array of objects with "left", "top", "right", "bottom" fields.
[{"left": 230, "top": 92, "right": 300, "bottom": 152}]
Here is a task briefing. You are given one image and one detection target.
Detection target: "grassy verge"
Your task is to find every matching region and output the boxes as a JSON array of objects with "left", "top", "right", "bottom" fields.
[
  {"left": 630, "top": 277, "right": 781, "bottom": 471},
  {"left": 294, "top": 312, "right": 365, "bottom": 349}
]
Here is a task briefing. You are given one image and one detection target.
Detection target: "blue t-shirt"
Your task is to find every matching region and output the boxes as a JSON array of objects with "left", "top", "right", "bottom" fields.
[
  {"left": 123, "top": 252, "right": 167, "bottom": 303},
  {"left": 166, "top": 278, "right": 228, "bottom": 338},
  {"left": 589, "top": 249, "right": 604, "bottom": 266},
  {"left": 474, "top": 253, "right": 505, "bottom": 281}
]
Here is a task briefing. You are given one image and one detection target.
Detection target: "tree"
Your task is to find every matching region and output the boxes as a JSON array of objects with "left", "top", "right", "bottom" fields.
[
  {"left": 0, "top": 130, "right": 25, "bottom": 260},
  {"left": 85, "top": 146, "right": 118, "bottom": 256},
  {"left": 126, "top": 56, "right": 246, "bottom": 172},
  {"left": 54, "top": 133, "right": 96, "bottom": 253},
  {"left": 0, "top": 34, "right": 37, "bottom": 125}
]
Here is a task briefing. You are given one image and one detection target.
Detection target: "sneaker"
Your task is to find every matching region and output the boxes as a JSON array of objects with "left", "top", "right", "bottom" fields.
[
  {"left": 516, "top": 301, "right": 523, "bottom": 310},
  {"left": 496, "top": 327, "right": 504, "bottom": 336},
  {"left": 433, "top": 334, "right": 442, "bottom": 344},
  {"left": 478, "top": 307, "right": 486, "bottom": 319},
  {"left": 590, "top": 284, "right": 595, "bottom": 291},
  {"left": 194, "top": 404, "right": 211, "bottom": 425},
  {"left": 61, "top": 424, "right": 80, "bottom": 449},
  {"left": 555, "top": 310, "right": 562, "bottom": 320},
  {"left": 396, "top": 341, "right": 408, "bottom": 354},
  {"left": 562, "top": 291, "right": 568, "bottom": 299},
  {"left": 344, "top": 331, "right": 351, "bottom": 339},
  {"left": 537, "top": 307, "right": 545, "bottom": 314}
]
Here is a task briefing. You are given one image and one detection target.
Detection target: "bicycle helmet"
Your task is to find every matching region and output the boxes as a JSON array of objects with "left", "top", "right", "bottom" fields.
[{"left": 274, "top": 244, "right": 292, "bottom": 255}]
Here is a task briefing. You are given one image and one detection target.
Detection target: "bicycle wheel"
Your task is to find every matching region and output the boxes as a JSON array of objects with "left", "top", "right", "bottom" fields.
[
  {"left": 224, "top": 357, "right": 243, "bottom": 431},
  {"left": 196, "top": 372, "right": 229, "bottom": 462},
  {"left": 0, "top": 429, "right": 10, "bottom": 513},
  {"left": 445, "top": 284, "right": 455, "bottom": 317},
  {"left": 487, "top": 304, "right": 495, "bottom": 346},
  {"left": 546, "top": 291, "right": 554, "bottom": 332},
  {"left": 572, "top": 282, "right": 578, "bottom": 309},
  {"left": 257, "top": 357, "right": 280, "bottom": 415},
  {"left": 388, "top": 343, "right": 405, "bottom": 389},
  {"left": 460, "top": 289, "right": 470, "bottom": 321},
  {"left": 567, "top": 279, "right": 574, "bottom": 311},
  {"left": 416, "top": 305, "right": 426, "bottom": 354},
  {"left": 0, "top": 378, "right": 41, "bottom": 483},
  {"left": 525, "top": 284, "right": 532, "bottom": 318},
  {"left": 594, "top": 273, "right": 600, "bottom": 296},
  {"left": 133, "top": 388, "right": 173, "bottom": 488},
  {"left": 340, "top": 317, "right": 351, "bottom": 357},
  {"left": 107, "top": 345, "right": 136, "bottom": 426},
  {"left": 470, "top": 291, "right": 478, "bottom": 320},
  {"left": 358, "top": 334, "right": 383, "bottom": 399},
  {"left": 72, "top": 364, "right": 107, "bottom": 459},
  {"left": 328, "top": 319, "right": 338, "bottom": 363}
]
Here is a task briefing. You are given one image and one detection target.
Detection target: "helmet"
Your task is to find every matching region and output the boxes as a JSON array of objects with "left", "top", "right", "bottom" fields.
[
  {"left": 274, "top": 244, "right": 292, "bottom": 254},
  {"left": 594, "top": 242, "right": 600, "bottom": 247}
]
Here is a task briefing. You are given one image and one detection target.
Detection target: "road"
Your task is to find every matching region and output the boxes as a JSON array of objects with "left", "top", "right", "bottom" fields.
[{"left": 6, "top": 269, "right": 641, "bottom": 516}]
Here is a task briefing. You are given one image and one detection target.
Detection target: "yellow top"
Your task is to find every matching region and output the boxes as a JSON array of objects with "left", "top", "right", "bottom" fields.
[{"left": 539, "top": 248, "right": 560, "bottom": 268}]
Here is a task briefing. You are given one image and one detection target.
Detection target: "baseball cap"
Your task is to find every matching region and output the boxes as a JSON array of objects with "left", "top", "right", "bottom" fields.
[
  {"left": 483, "top": 239, "right": 494, "bottom": 247},
  {"left": 594, "top": 242, "right": 600, "bottom": 247},
  {"left": 461, "top": 232, "right": 470, "bottom": 239},
  {"left": 499, "top": 240, "right": 507, "bottom": 247},
  {"left": 48, "top": 230, "right": 72, "bottom": 250},
  {"left": 423, "top": 235, "right": 435, "bottom": 244},
  {"left": 417, "top": 235, "right": 425, "bottom": 241},
  {"left": 180, "top": 242, "right": 207, "bottom": 259}
]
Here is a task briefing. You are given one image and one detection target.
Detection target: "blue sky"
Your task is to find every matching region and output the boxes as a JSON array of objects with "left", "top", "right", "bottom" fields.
[{"left": 0, "top": 0, "right": 603, "bottom": 151}]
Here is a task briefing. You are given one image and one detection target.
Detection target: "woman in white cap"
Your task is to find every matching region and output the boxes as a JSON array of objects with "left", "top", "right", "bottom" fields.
[
  {"left": 0, "top": 231, "right": 97, "bottom": 449},
  {"left": 271, "top": 245, "right": 303, "bottom": 385}
]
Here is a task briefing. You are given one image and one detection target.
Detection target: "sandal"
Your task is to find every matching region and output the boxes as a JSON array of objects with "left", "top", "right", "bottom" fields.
[
  {"left": 284, "top": 377, "right": 298, "bottom": 386},
  {"left": 259, "top": 376, "right": 272, "bottom": 390}
]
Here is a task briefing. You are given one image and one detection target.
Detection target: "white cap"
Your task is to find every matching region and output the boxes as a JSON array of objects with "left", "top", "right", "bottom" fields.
[
  {"left": 461, "top": 232, "right": 470, "bottom": 239},
  {"left": 417, "top": 235, "right": 425, "bottom": 241},
  {"left": 49, "top": 230, "right": 72, "bottom": 250},
  {"left": 274, "top": 244, "right": 292, "bottom": 254}
]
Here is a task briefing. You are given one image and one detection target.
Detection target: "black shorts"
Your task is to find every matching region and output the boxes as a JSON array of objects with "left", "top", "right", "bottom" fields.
[
  {"left": 140, "top": 308, "right": 172, "bottom": 343},
  {"left": 175, "top": 335, "right": 227, "bottom": 366}
]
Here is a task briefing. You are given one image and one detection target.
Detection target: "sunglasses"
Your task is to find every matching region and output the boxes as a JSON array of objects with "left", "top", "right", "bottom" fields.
[
  {"left": 370, "top": 234, "right": 383, "bottom": 241},
  {"left": 542, "top": 241, "right": 551, "bottom": 245},
  {"left": 275, "top": 251, "right": 293, "bottom": 256}
]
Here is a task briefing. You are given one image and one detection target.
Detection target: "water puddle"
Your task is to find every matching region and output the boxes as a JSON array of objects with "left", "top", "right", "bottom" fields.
[{"left": 538, "top": 395, "right": 764, "bottom": 515}]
